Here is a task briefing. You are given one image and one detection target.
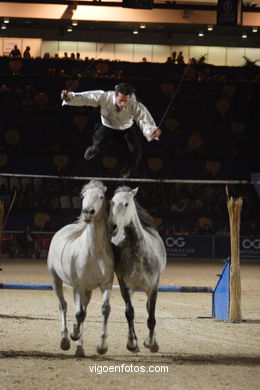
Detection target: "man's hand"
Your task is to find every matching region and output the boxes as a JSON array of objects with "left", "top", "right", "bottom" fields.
[
  {"left": 150, "top": 127, "right": 161, "bottom": 139},
  {"left": 61, "top": 90, "right": 71, "bottom": 101}
]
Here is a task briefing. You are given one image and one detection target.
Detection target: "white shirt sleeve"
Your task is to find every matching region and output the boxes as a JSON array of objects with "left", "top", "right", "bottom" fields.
[
  {"left": 62, "top": 90, "right": 104, "bottom": 107},
  {"left": 132, "top": 102, "right": 156, "bottom": 141}
]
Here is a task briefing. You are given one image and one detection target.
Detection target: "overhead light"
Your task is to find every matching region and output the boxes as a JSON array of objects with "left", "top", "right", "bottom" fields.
[
  {"left": 1, "top": 24, "right": 7, "bottom": 30},
  {"left": 133, "top": 30, "right": 139, "bottom": 35},
  {"left": 207, "top": 25, "right": 213, "bottom": 31},
  {"left": 3, "top": 17, "right": 9, "bottom": 24},
  {"left": 242, "top": 33, "right": 247, "bottom": 39},
  {"left": 140, "top": 25, "right": 146, "bottom": 29},
  {"left": 252, "top": 27, "right": 258, "bottom": 33},
  {"left": 72, "top": 20, "right": 78, "bottom": 26},
  {"left": 67, "top": 26, "right": 73, "bottom": 32},
  {"left": 198, "top": 31, "right": 204, "bottom": 37}
]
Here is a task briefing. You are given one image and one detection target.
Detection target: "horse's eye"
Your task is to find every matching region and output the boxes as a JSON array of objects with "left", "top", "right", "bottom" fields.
[
  {"left": 100, "top": 196, "right": 104, "bottom": 200},
  {"left": 125, "top": 203, "right": 129, "bottom": 207}
]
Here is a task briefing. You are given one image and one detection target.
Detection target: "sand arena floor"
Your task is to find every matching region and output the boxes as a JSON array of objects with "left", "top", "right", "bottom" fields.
[{"left": 0, "top": 257, "right": 260, "bottom": 390}]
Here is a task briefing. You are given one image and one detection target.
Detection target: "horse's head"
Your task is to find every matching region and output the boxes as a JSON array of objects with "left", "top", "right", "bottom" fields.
[
  {"left": 81, "top": 180, "right": 107, "bottom": 223},
  {"left": 108, "top": 186, "right": 138, "bottom": 236}
]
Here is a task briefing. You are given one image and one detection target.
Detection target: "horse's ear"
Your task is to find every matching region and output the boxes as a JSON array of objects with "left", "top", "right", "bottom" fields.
[
  {"left": 131, "top": 187, "right": 139, "bottom": 197},
  {"left": 104, "top": 185, "right": 107, "bottom": 193}
]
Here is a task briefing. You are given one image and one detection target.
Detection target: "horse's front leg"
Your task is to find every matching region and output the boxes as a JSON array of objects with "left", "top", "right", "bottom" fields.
[
  {"left": 71, "top": 289, "right": 86, "bottom": 343},
  {"left": 75, "top": 291, "right": 92, "bottom": 357},
  {"left": 51, "top": 271, "right": 70, "bottom": 351},
  {"left": 144, "top": 288, "right": 159, "bottom": 353},
  {"left": 119, "top": 280, "right": 139, "bottom": 352},
  {"left": 96, "top": 288, "right": 111, "bottom": 355}
]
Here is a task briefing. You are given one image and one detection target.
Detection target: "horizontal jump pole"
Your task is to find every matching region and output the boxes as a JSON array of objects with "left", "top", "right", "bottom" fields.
[
  {"left": 0, "top": 283, "right": 53, "bottom": 290},
  {"left": 158, "top": 286, "right": 213, "bottom": 293},
  {"left": 0, "top": 172, "right": 257, "bottom": 185},
  {"left": 0, "top": 283, "right": 212, "bottom": 293}
]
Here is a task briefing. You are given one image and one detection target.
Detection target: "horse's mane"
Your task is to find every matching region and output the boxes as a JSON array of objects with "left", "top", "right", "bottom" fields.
[
  {"left": 81, "top": 180, "right": 107, "bottom": 197},
  {"left": 66, "top": 218, "right": 88, "bottom": 242},
  {"left": 114, "top": 186, "right": 157, "bottom": 233},
  {"left": 67, "top": 180, "right": 107, "bottom": 242}
]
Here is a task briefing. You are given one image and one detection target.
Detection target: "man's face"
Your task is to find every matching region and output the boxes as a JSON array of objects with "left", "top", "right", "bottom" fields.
[{"left": 115, "top": 92, "right": 130, "bottom": 110}]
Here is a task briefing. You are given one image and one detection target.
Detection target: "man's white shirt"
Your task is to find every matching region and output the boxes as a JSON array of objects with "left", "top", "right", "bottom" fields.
[{"left": 62, "top": 90, "right": 156, "bottom": 141}]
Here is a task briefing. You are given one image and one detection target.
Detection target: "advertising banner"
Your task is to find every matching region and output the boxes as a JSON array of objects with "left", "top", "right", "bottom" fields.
[
  {"left": 164, "top": 235, "right": 260, "bottom": 259},
  {"left": 217, "top": 0, "right": 242, "bottom": 26},
  {"left": 240, "top": 237, "right": 260, "bottom": 259},
  {"left": 164, "top": 235, "right": 213, "bottom": 258}
]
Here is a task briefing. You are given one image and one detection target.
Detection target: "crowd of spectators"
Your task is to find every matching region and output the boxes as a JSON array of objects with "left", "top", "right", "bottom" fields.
[
  {"left": 1, "top": 49, "right": 260, "bottom": 83},
  {"left": 1, "top": 175, "right": 259, "bottom": 237},
  {"left": 0, "top": 55, "right": 259, "bottom": 237}
]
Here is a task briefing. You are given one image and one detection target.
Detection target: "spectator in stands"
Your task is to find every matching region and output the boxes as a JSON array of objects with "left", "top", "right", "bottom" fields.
[
  {"left": 9, "top": 45, "right": 21, "bottom": 58},
  {"left": 192, "top": 217, "right": 213, "bottom": 236},
  {"left": 110, "top": 69, "right": 124, "bottom": 79},
  {"left": 177, "top": 51, "right": 185, "bottom": 65},
  {"left": 189, "top": 57, "right": 197, "bottom": 65},
  {"left": 61, "top": 83, "right": 161, "bottom": 178},
  {"left": 171, "top": 51, "right": 177, "bottom": 63},
  {"left": 23, "top": 46, "right": 31, "bottom": 58}
]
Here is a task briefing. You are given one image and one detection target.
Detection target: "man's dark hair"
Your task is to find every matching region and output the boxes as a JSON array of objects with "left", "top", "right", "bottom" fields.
[{"left": 115, "top": 83, "right": 134, "bottom": 96}]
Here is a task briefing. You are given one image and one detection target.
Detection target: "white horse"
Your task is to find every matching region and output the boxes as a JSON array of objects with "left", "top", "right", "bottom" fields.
[
  {"left": 108, "top": 186, "right": 166, "bottom": 353},
  {"left": 48, "top": 180, "right": 114, "bottom": 357}
]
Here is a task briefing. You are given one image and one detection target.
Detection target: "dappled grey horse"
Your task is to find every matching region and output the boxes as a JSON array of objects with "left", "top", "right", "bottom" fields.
[
  {"left": 108, "top": 186, "right": 166, "bottom": 352},
  {"left": 48, "top": 180, "right": 114, "bottom": 357}
]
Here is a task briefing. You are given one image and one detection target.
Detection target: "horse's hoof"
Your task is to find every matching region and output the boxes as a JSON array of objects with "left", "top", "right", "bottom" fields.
[
  {"left": 70, "top": 331, "right": 80, "bottom": 341},
  {"left": 96, "top": 345, "right": 108, "bottom": 355},
  {"left": 150, "top": 343, "right": 159, "bottom": 353},
  {"left": 60, "top": 338, "right": 70, "bottom": 350},
  {"left": 144, "top": 338, "right": 159, "bottom": 352},
  {"left": 75, "top": 346, "right": 85, "bottom": 358},
  {"left": 127, "top": 342, "right": 140, "bottom": 353}
]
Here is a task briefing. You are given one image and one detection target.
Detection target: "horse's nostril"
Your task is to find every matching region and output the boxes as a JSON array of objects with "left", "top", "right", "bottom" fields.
[
  {"left": 83, "top": 208, "right": 95, "bottom": 215},
  {"left": 112, "top": 224, "right": 117, "bottom": 231}
]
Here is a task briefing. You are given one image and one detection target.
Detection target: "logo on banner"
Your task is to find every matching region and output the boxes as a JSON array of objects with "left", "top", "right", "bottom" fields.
[
  {"left": 165, "top": 237, "right": 186, "bottom": 248},
  {"left": 164, "top": 236, "right": 196, "bottom": 257},
  {"left": 241, "top": 239, "right": 260, "bottom": 250}
]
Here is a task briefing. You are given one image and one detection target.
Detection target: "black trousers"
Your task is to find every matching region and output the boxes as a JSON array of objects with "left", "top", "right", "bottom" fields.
[{"left": 92, "top": 123, "right": 143, "bottom": 169}]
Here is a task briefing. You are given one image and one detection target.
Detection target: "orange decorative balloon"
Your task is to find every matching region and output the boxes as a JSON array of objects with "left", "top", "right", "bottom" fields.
[
  {"left": 34, "top": 212, "right": 50, "bottom": 228},
  {"left": 102, "top": 156, "right": 118, "bottom": 169},
  {"left": 54, "top": 155, "right": 69, "bottom": 168}
]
